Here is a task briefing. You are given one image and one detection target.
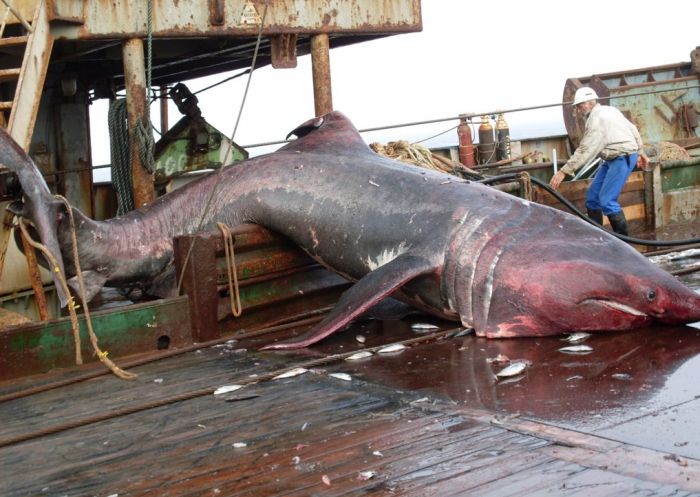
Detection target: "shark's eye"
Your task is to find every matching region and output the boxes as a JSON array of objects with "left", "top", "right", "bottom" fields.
[{"left": 646, "top": 289, "right": 657, "bottom": 301}]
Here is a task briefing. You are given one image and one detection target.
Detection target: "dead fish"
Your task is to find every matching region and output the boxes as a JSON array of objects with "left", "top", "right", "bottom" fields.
[
  {"left": 232, "top": 442, "right": 247, "bottom": 448},
  {"left": 224, "top": 394, "right": 260, "bottom": 403},
  {"left": 565, "top": 332, "right": 591, "bottom": 343},
  {"left": 356, "top": 334, "right": 366, "bottom": 343},
  {"left": 329, "top": 372, "right": 352, "bottom": 381},
  {"left": 273, "top": 367, "right": 308, "bottom": 379},
  {"left": 377, "top": 343, "right": 407, "bottom": 354},
  {"left": 214, "top": 384, "right": 244, "bottom": 395},
  {"left": 411, "top": 323, "right": 440, "bottom": 331},
  {"left": 448, "top": 328, "right": 474, "bottom": 338},
  {"left": 486, "top": 354, "right": 510, "bottom": 364},
  {"left": 558, "top": 345, "right": 593, "bottom": 354},
  {"left": 495, "top": 361, "right": 527, "bottom": 379},
  {"left": 357, "top": 470, "right": 377, "bottom": 480},
  {"left": 346, "top": 351, "right": 373, "bottom": 361},
  {"left": 611, "top": 373, "right": 632, "bottom": 381}
]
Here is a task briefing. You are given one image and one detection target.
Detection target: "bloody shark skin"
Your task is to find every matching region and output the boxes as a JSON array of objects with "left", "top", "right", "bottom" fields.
[{"left": 2, "top": 112, "right": 700, "bottom": 348}]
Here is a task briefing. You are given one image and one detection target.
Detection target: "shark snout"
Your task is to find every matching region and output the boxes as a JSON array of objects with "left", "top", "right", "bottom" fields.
[{"left": 655, "top": 289, "right": 700, "bottom": 324}]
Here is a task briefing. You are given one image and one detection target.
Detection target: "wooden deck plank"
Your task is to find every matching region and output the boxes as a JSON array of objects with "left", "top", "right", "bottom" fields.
[{"left": 3, "top": 333, "right": 700, "bottom": 496}]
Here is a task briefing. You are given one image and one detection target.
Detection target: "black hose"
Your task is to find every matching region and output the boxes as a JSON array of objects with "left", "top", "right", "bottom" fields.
[{"left": 476, "top": 173, "right": 700, "bottom": 247}]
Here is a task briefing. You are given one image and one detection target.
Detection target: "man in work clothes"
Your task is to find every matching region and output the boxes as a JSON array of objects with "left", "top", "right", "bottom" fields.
[{"left": 549, "top": 87, "right": 649, "bottom": 235}]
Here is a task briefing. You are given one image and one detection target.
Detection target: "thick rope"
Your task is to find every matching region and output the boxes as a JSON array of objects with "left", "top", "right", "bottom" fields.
[
  {"left": 56, "top": 195, "right": 137, "bottom": 380},
  {"left": 108, "top": 98, "right": 134, "bottom": 214},
  {"left": 136, "top": 0, "right": 156, "bottom": 175},
  {"left": 135, "top": 117, "right": 156, "bottom": 174},
  {"left": 217, "top": 222, "right": 242, "bottom": 317}
]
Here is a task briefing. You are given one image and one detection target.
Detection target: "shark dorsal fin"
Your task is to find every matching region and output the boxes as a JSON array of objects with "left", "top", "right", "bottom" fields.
[{"left": 280, "top": 111, "right": 370, "bottom": 155}]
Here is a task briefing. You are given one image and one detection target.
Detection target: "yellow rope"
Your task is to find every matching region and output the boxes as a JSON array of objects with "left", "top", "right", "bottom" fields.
[
  {"left": 370, "top": 140, "right": 451, "bottom": 173},
  {"left": 217, "top": 222, "right": 242, "bottom": 317},
  {"left": 17, "top": 218, "right": 83, "bottom": 365},
  {"left": 55, "top": 195, "right": 137, "bottom": 380}
]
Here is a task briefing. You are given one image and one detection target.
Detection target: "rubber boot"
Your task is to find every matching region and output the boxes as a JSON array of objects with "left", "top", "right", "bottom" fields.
[
  {"left": 607, "top": 211, "right": 629, "bottom": 236},
  {"left": 586, "top": 208, "right": 603, "bottom": 225}
]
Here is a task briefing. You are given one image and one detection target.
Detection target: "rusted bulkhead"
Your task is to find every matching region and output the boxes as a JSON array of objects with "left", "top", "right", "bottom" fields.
[
  {"left": 563, "top": 47, "right": 700, "bottom": 148},
  {"left": 46, "top": 0, "right": 422, "bottom": 37},
  {"left": 41, "top": 1, "right": 421, "bottom": 92}
]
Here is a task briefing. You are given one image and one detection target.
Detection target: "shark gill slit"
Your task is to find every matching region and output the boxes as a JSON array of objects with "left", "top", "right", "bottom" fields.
[
  {"left": 443, "top": 216, "right": 482, "bottom": 313},
  {"left": 483, "top": 247, "right": 504, "bottom": 325},
  {"left": 468, "top": 203, "right": 532, "bottom": 329}
]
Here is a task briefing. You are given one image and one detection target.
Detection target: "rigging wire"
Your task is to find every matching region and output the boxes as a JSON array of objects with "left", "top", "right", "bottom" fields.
[
  {"left": 175, "top": 0, "right": 270, "bottom": 297},
  {"left": 241, "top": 84, "right": 700, "bottom": 150}
]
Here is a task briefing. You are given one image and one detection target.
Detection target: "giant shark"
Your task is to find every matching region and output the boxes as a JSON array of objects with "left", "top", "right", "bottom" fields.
[{"left": 2, "top": 111, "right": 699, "bottom": 349}]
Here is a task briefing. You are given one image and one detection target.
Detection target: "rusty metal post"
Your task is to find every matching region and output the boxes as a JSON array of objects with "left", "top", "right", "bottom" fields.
[
  {"left": 19, "top": 227, "right": 49, "bottom": 321},
  {"left": 57, "top": 97, "right": 94, "bottom": 217},
  {"left": 159, "top": 84, "right": 168, "bottom": 133},
  {"left": 173, "top": 232, "right": 220, "bottom": 343},
  {"left": 310, "top": 33, "right": 333, "bottom": 117},
  {"left": 122, "top": 38, "right": 155, "bottom": 208}
]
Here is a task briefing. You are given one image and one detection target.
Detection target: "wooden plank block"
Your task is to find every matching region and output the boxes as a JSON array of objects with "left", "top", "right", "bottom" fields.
[
  {"left": 0, "top": 35, "right": 28, "bottom": 48},
  {"left": 541, "top": 443, "right": 700, "bottom": 492},
  {"left": 488, "top": 416, "right": 621, "bottom": 452},
  {"left": 0, "top": 68, "right": 20, "bottom": 83},
  {"left": 7, "top": 0, "right": 53, "bottom": 150}
]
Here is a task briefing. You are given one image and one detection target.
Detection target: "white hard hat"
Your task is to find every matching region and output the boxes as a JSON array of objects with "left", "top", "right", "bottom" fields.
[{"left": 572, "top": 87, "right": 598, "bottom": 106}]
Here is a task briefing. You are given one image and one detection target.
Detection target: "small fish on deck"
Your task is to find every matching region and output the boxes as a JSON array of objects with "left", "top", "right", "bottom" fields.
[
  {"left": 495, "top": 361, "right": 528, "bottom": 379},
  {"left": 564, "top": 332, "right": 591, "bottom": 343},
  {"left": 558, "top": 345, "right": 593, "bottom": 354}
]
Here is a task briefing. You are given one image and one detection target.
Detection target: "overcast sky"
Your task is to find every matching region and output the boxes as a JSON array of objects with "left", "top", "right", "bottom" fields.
[{"left": 90, "top": 0, "right": 699, "bottom": 168}]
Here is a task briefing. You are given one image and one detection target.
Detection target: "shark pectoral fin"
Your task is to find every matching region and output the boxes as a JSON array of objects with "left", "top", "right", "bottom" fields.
[
  {"left": 67, "top": 270, "right": 108, "bottom": 303},
  {"left": 260, "top": 254, "right": 437, "bottom": 350},
  {"left": 362, "top": 298, "right": 419, "bottom": 321}
]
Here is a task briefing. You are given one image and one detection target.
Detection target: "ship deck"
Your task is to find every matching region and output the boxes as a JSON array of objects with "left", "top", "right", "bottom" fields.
[{"left": 1, "top": 247, "right": 700, "bottom": 496}]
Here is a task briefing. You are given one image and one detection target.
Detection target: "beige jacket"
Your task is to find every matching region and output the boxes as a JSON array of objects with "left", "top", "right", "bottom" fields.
[{"left": 560, "top": 104, "right": 644, "bottom": 176}]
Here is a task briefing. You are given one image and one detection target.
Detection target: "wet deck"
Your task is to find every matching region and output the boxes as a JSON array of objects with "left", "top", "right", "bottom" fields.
[{"left": 2, "top": 250, "right": 700, "bottom": 495}]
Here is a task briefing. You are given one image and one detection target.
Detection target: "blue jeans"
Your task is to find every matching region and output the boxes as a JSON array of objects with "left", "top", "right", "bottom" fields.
[{"left": 585, "top": 153, "right": 637, "bottom": 215}]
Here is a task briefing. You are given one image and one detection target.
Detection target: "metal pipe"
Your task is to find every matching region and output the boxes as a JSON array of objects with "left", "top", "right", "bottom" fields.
[
  {"left": 310, "top": 33, "right": 332, "bottom": 117},
  {"left": 670, "top": 263, "right": 700, "bottom": 277},
  {"left": 660, "top": 157, "right": 700, "bottom": 169},
  {"left": 159, "top": 84, "right": 168, "bottom": 133},
  {"left": 122, "top": 38, "right": 154, "bottom": 208},
  {"left": 18, "top": 225, "right": 49, "bottom": 320}
]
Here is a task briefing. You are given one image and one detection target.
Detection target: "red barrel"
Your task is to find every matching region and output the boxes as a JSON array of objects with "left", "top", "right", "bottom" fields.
[{"left": 457, "top": 117, "right": 476, "bottom": 167}]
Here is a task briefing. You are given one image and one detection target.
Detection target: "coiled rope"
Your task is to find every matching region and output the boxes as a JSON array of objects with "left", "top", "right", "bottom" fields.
[{"left": 108, "top": 98, "right": 133, "bottom": 215}]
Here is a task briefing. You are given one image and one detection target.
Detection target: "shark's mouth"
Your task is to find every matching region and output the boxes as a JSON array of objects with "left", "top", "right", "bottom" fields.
[{"left": 579, "top": 298, "right": 647, "bottom": 317}]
